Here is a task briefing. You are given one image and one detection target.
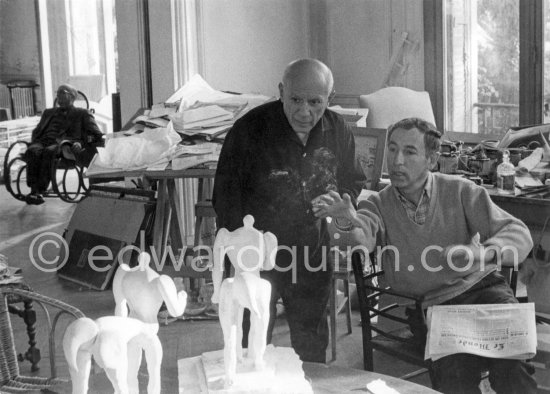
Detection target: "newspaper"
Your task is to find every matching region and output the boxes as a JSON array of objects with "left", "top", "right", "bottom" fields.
[{"left": 425, "top": 303, "right": 537, "bottom": 361}]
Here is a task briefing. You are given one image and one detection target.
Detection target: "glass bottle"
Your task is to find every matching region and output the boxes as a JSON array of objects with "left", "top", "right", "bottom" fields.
[{"left": 496, "top": 149, "right": 515, "bottom": 195}]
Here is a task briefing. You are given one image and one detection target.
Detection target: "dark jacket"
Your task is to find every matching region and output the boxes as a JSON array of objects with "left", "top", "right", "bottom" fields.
[
  {"left": 213, "top": 100, "right": 366, "bottom": 267},
  {"left": 31, "top": 107, "right": 103, "bottom": 145}
]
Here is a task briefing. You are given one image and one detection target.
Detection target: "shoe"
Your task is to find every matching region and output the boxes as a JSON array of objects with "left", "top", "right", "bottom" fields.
[{"left": 25, "top": 193, "right": 45, "bottom": 205}]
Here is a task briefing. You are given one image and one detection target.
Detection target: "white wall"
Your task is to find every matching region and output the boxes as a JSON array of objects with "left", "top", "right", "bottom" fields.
[
  {"left": 196, "top": 0, "right": 425, "bottom": 103},
  {"left": 323, "top": 0, "right": 425, "bottom": 102},
  {"left": 0, "top": 0, "right": 43, "bottom": 109},
  {"left": 200, "top": 0, "right": 309, "bottom": 97},
  {"left": 0, "top": 0, "right": 426, "bottom": 123},
  {"left": 115, "top": 0, "right": 144, "bottom": 125}
]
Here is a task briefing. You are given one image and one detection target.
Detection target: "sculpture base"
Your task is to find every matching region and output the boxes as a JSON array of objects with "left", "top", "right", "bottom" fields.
[{"left": 178, "top": 345, "right": 313, "bottom": 394}]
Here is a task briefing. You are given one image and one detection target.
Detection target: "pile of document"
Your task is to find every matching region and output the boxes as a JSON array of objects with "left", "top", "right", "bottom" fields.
[
  {"left": 425, "top": 303, "right": 537, "bottom": 361},
  {"left": 169, "top": 100, "right": 247, "bottom": 140},
  {"left": 128, "top": 75, "right": 274, "bottom": 140}
]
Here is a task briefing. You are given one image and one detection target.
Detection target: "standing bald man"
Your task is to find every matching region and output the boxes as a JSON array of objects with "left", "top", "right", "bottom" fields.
[{"left": 213, "top": 59, "right": 366, "bottom": 362}]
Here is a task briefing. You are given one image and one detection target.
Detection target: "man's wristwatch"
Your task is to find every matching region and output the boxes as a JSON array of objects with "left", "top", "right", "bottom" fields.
[{"left": 333, "top": 218, "right": 354, "bottom": 231}]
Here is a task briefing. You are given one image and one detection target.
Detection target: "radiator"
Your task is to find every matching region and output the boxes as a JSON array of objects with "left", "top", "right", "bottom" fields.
[
  {"left": 10, "top": 87, "right": 35, "bottom": 118},
  {"left": 0, "top": 85, "right": 10, "bottom": 109}
]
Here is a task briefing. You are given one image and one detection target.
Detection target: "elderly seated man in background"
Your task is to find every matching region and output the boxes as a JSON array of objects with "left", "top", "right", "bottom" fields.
[
  {"left": 25, "top": 83, "right": 103, "bottom": 205},
  {"left": 313, "top": 117, "right": 537, "bottom": 393}
]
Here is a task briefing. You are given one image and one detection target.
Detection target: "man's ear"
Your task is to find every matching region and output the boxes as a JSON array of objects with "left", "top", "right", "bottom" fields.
[
  {"left": 429, "top": 152, "right": 440, "bottom": 170},
  {"left": 278, "top": 83, "right": 284, "bottom": 100},
  {"left": 328, "top": 90, "right": 336, "bottom": 104}
]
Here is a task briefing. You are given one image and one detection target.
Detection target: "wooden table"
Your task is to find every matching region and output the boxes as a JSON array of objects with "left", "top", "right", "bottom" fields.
[
  {"left": 89, "top": 165, "right": 216, "bottom": 264},
  {"left": 488, "top": 190, "right": 549, "bottom": 262},
  {"left": 488, "top": 190, "right": 550, "bottom": 232},
  {"left": 176, "top": 354, "right": 440, "bottom": 393},
  {"left": 303, "top": 362, "right": 440, "bottom": 393}
]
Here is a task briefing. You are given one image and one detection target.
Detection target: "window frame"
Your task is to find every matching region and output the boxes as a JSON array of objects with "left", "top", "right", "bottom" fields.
[{"left": 423, "top": 0, "right": 544, "bottom": 142}]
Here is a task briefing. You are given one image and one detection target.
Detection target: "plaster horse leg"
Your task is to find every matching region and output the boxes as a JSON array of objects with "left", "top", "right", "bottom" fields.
[
  {"left": 141, "top": 334, "right": 163, "bottom": 394},
  {"left": 248, "top": 279, "right": 271, "bottom": 370},
  {"left": 126, "top": 340, "right": 142, "bottom": 394},
  {"left": 67, "top": 349, "right": 93, "bottom": 394},
  {"left": 219, "top": 279, "right": 240, "bottom": 388}
]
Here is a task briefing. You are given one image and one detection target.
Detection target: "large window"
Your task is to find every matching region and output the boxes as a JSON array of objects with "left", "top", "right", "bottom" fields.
[
  {"left": 425, "top": 0, "right": 547, "bottom": 139},
  {"left": 445, "top": 0, "right": 519, "bottom": 136},
  {"left": 37, "top": 0, "right": 118, "bottom": 133}
]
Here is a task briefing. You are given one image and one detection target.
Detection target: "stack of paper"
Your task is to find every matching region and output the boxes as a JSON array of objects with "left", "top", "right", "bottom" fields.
[
  {"left": 131, "top": 104, "right": 177, "bottom": 132},
  {"left": 170, "top": 95, "right": 273, "bottom": 140},
  {"left": 126, "top": 75, "right": 274, "bottom": 140},
  {"left": 170, "top": 103, "right": 237, "bottom": 140}
]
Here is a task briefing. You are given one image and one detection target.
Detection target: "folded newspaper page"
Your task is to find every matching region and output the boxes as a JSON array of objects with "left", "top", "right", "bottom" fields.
[{"left": 425, "top": 303, "right": 537, "bottom": 361}]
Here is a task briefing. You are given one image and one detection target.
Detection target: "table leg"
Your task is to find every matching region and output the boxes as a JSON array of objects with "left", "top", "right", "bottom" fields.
[
  {"left": 153, "top": 179, "right": 169, "bottom": 259},
  {"left": 167, "top": 179, "right": 185, "bottom": 257}
]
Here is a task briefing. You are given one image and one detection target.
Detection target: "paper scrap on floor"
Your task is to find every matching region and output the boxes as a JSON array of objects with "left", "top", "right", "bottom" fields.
[{"left": 366, "top": 379, "right": 400, "bottom": 394}]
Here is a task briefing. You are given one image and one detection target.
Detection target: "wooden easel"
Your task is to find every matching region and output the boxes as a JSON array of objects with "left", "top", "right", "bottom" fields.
[{"left": 381, "top": 32, "right": 419, "bottom": 88}]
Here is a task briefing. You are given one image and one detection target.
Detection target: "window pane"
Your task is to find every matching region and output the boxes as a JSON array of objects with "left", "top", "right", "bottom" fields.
[
  {"left": 445, "top": 0, "right": 519, "bottom": 136},
  {"left": 39, "top": 0, "right": 118, "bottom": 133}
]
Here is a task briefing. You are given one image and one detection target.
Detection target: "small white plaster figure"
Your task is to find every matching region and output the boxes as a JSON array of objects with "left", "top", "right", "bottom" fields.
[
  {"left": 211, "top": 215, "right": 278, "bottom": 388},
  {"left": 112, "top": 251, "right": 187, "bottom": 327},
  {"left": 63, "top": 252, "right": 187, "bottom": 394}
]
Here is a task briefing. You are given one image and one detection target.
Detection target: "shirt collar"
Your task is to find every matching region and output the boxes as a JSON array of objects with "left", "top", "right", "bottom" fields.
[
  {"left": 393, "top": 172, "right": 433, "bottom": 204},
  {"left": 276, "top": 99, "right": 329, "bottom": 143}
]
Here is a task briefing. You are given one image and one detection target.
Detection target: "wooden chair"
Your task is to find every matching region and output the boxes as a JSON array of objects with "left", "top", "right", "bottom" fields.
[
  {"left": 351, "top": 250, "right": 430, "bottom": 380},
  {"left": 0, "top": 286, "right": 84, "bottom": 392},
  {"left": 328, "top": 251, "right": 353, "bottom": 361},
  {"left": 327, "top": 127, "right": 388, "bottom": 360}
]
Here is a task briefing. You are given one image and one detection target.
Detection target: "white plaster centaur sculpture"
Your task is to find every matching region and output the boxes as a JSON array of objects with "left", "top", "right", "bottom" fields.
[
  {"left": 211, "top": 215, "right": 278, "bottom": 388},
  {"left": 63, "top": 252, "right": 187, "bottom": 394}
]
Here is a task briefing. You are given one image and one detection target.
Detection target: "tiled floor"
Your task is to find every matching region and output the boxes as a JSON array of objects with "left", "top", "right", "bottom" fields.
[{"left": 0, "top": 183, "right": 432, "bottom": 393}]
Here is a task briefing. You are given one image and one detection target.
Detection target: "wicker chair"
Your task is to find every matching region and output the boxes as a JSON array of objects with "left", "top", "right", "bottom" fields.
[{"left": 0, "top": 287, "right": 84, "bottom": 392}]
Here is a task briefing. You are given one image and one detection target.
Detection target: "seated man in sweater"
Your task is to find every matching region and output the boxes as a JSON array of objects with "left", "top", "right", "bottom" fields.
[
  {"left": 312, "top": 117, "right": 537, "bottom": 393},
  {"left": 25, "top": 84, "right": 103, "bottom": 204}
]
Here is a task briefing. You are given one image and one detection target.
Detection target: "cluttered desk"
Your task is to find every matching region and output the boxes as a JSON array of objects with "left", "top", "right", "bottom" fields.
[{"left": 85, "top": 76, "right": 274, "bottom": 262}]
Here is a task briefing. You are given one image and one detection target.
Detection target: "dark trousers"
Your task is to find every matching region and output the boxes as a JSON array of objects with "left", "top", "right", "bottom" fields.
[
  {"left": 241, "top": 263, "right": 333, "bottom": 363},
  {"left": 408, "top": 272, "right": 537, "bottom": 394},
  {"left": 25, "top": 142, "right": 58, "bottom": 193},
  {"left": 25, "top": 141, "right": 96, "bottom": 193}
]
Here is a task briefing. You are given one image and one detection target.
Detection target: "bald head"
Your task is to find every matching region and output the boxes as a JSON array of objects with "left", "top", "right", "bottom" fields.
[
  {"left": 279, "top": 59, "right": 334, "bottom": 134},
  {"left": 56, "top": 84, "right": 78, "bottom": 108},
  {"left": 282, "top": 58, "right": 334, "bottom": 96},
  {"left": 57, "top": 84, "right": 78, "bottom": 98}
]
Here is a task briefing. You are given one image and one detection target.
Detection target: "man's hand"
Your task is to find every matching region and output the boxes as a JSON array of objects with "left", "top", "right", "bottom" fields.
[
  {"left": 70, "top": 142, "right": 83, "bottom": 154},
  {"left": 441, "top": 233, "right": 496, "bottom": 268},
  {"left": 311, "top": 190, "right": 358, "bottom": 224}
]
